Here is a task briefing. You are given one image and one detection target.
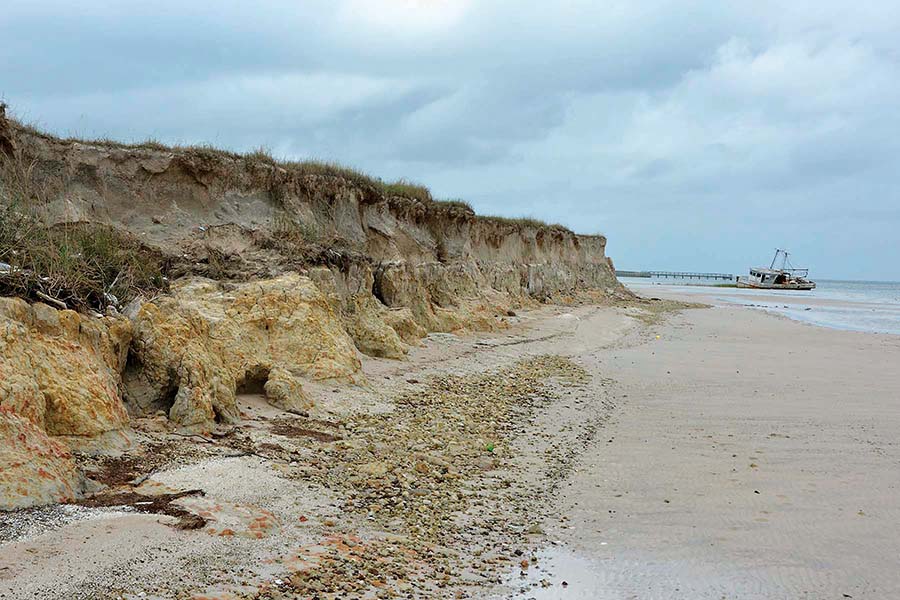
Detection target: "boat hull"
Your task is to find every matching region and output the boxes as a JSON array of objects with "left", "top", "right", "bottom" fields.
[{"left": 736, "top": 279, "right": 816, "bottom": 291}]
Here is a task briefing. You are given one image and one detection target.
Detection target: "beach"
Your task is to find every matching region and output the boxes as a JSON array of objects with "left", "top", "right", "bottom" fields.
[
  {"left": 3, "top": 3, "right": 899, "bottom": 597},
  {"left": 2, "top": 292, "right": 899, "bottom": 599},
  {"left": 500, "top": 287, "right": 900, "bottom": 599}
]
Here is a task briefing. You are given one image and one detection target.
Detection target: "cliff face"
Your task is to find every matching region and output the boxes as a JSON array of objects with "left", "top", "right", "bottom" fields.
[
  {"left": 0, "top": 113, "right": 626, "bottom": 508},
  {"left": 125, "top": 274, "right": 363, "bottom": 429},
  {"left": 0, "top": 298, "right": 130, "bottom": 509},
  {"left": 4, "top": 117, "right": 619, "bottom": 303}
]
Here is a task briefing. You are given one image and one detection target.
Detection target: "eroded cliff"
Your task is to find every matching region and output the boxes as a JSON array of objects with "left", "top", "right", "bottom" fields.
[{"left": 0, "top": 109, "right": 627, "bottom": 508}]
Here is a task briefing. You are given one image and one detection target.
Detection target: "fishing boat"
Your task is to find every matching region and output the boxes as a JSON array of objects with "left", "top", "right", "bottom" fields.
[{"left": 737, "top": 249, "right": 816, "bottom": 290}]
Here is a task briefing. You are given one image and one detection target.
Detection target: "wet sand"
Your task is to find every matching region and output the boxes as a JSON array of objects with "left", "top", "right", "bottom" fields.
[
  {"left": 624, "top": 278, "right": 900, "bottom": 335},
  {"left": 508, "top": 295, "right": 900, "bottom": 599}
]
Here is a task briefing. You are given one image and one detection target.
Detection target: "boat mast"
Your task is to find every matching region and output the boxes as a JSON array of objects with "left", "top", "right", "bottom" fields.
[{"left": 770, "top": 248, "right": 789, "bottom": 271}]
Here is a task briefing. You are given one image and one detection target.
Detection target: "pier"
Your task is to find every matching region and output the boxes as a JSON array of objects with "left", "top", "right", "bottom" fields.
[{"left": 617, "top": 270, "right": 735, "bottom": 281}]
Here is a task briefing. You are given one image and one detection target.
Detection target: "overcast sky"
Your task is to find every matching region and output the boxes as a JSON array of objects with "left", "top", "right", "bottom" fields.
[{"left": 3, "top": 1, "right": 899, "bottom": 280}]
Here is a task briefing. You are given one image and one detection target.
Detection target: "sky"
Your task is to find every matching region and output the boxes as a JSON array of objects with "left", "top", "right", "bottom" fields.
[{"left": 2, "top": 1, "right": 899, "bottom": 280}]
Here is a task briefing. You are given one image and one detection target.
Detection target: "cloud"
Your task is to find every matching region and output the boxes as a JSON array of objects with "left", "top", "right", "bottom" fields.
[
  {"left": 338, "top": 0, "right": 473, "bottom": 34},
  {"left": 1, "top": 0, "right": 898, "bottom": 279}
]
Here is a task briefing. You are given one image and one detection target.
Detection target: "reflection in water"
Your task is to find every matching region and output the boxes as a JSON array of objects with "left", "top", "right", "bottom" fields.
[
  {"left": 499, "top": 545, "right": 609, "bottom": 599},
  {"left": 496, "top": 545, "right": 777, "bottom": 600}
]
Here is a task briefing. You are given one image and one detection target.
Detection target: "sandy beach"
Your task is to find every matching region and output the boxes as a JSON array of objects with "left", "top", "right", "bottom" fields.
[
  {"left": 2, "top": 293, "right": 898, "bottom": 599},
  {"left": 503, "top": 290, "right": 900, "bottom": 599}
]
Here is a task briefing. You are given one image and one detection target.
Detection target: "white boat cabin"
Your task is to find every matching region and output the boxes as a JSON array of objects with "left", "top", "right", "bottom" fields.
[{"left": 747, "top": 268, "right": 796, "bottom": 286}]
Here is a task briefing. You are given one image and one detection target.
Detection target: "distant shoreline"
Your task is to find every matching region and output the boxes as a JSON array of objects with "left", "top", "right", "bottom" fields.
[{"left": 620, "top": 277, "right": 900, "bottom": 335}]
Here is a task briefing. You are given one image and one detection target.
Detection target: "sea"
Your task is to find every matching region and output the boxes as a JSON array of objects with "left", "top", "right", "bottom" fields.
[{"left": 618, "top": 276, "right": 900, "bottom": 335}]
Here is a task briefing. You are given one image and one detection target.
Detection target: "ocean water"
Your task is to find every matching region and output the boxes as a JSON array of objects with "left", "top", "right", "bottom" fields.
[{"left": 619, "top": 276, "right": 900, "bottom": 335}]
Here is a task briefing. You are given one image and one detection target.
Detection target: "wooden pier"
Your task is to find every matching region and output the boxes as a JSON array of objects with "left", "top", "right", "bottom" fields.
[{"left": 617, "top": 270, "right": 735, "bottom": 281}]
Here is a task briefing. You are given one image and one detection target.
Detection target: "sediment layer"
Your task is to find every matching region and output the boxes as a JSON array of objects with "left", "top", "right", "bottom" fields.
[{"left": 0, "top": 111, "right": 628, "bottom": 509}]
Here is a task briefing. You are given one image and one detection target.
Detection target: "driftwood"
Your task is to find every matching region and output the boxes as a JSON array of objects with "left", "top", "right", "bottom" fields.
[
  {"left": 169, "top": 431, "right": 216, "bottom": 444},
  {"left": 34, "top": 291, "right": 68, "bottom": 310}
]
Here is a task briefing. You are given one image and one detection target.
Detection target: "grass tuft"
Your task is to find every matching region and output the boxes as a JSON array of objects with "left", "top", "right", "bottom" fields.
[
  {"left": 431, "top": 198, "right": 474, "bottom": 212},
  {"left": 281, "top": 160, "right": 432, "bottom": 202},
  {"left": 482, "top": 214, "right": 572, "bottom": 233},
  {"left": 379, "top": 179, "right": 432, "bottom": 203},
  {"left": 271, "top": 211, "right": 321, "bottom": 245},
  {"left": 244, "top": 146, "right": 278, "bottom": 165}
]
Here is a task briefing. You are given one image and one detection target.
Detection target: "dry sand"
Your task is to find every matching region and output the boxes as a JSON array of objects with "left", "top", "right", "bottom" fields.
[{"left": 2, "top": 295, "right": 898, "bottom": 599}]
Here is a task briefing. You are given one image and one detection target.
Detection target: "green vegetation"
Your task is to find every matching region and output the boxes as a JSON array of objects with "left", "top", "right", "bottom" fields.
[
  {"left": 0, "top": 150, "right": 168, "bottom": 311},
  {"left": 431, "top": 198, "right": 474, "bottom": 212},
  {"left": 379, "top": 179, "right": 432, "bottom": 203},
  {"left": 482, "top": 214, "right": 571, "bottom": 232},
  {"left": 280, "top": 160, "right": 432, "bottom": 202},
  {"left": 243, "top": 146, "right": 279, "bottom": 165},
  {"left": 0, "top": 210, "right": 169, "bottom": 312}
]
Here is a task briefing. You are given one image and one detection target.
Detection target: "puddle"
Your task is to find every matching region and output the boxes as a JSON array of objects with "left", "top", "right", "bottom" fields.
[
  {"left": 499, "top": 545, "right": 613, "bottom": 600},
  {"left": 497, "top": 544, "right": 777, "bottom": 600}
]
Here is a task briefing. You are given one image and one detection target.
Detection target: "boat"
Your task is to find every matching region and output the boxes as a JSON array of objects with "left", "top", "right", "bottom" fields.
[{"left": 737, "top": 249, "right": 816, "bottom": 290}]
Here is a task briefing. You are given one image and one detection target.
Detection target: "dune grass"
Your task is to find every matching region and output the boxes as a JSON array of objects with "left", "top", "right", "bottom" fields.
[
  {"left": 0, "top": 207, "right": 169, "bottom": 312},
  {"left": 431, "top": 198, "right": 474, "bottom": 212},
  {"left": 482, "top": 214, "right": 571, "bottom": 232}
]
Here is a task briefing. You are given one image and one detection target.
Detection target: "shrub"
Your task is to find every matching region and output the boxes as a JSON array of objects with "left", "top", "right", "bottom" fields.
[
  {"left": 0, "top": 151, "right": 168, "bottom": 312},
  {"left": 0, "top": 213, "right": 169, "bottom": 312}
]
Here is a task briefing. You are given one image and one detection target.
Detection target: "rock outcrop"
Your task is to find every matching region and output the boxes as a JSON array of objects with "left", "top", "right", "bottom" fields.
[
  {"left": 311, "top": 265, "right": 410, "bottom": 360},
  {"left": 0, "top": 409, "right": 83, "bottom": 510},
  {"left": 123, "top": 274, "right": 362, "bottom": 429},
  {"left": 0, "top": 298, "right": 130, "bottom": 509},
  {"left": 0, "top": 298, "right": 131, "bottom": 444}
]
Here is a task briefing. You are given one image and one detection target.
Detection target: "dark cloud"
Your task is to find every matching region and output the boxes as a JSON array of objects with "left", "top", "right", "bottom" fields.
[{"left": 2, "top": 0, "right": 898, "bottom": 279}]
